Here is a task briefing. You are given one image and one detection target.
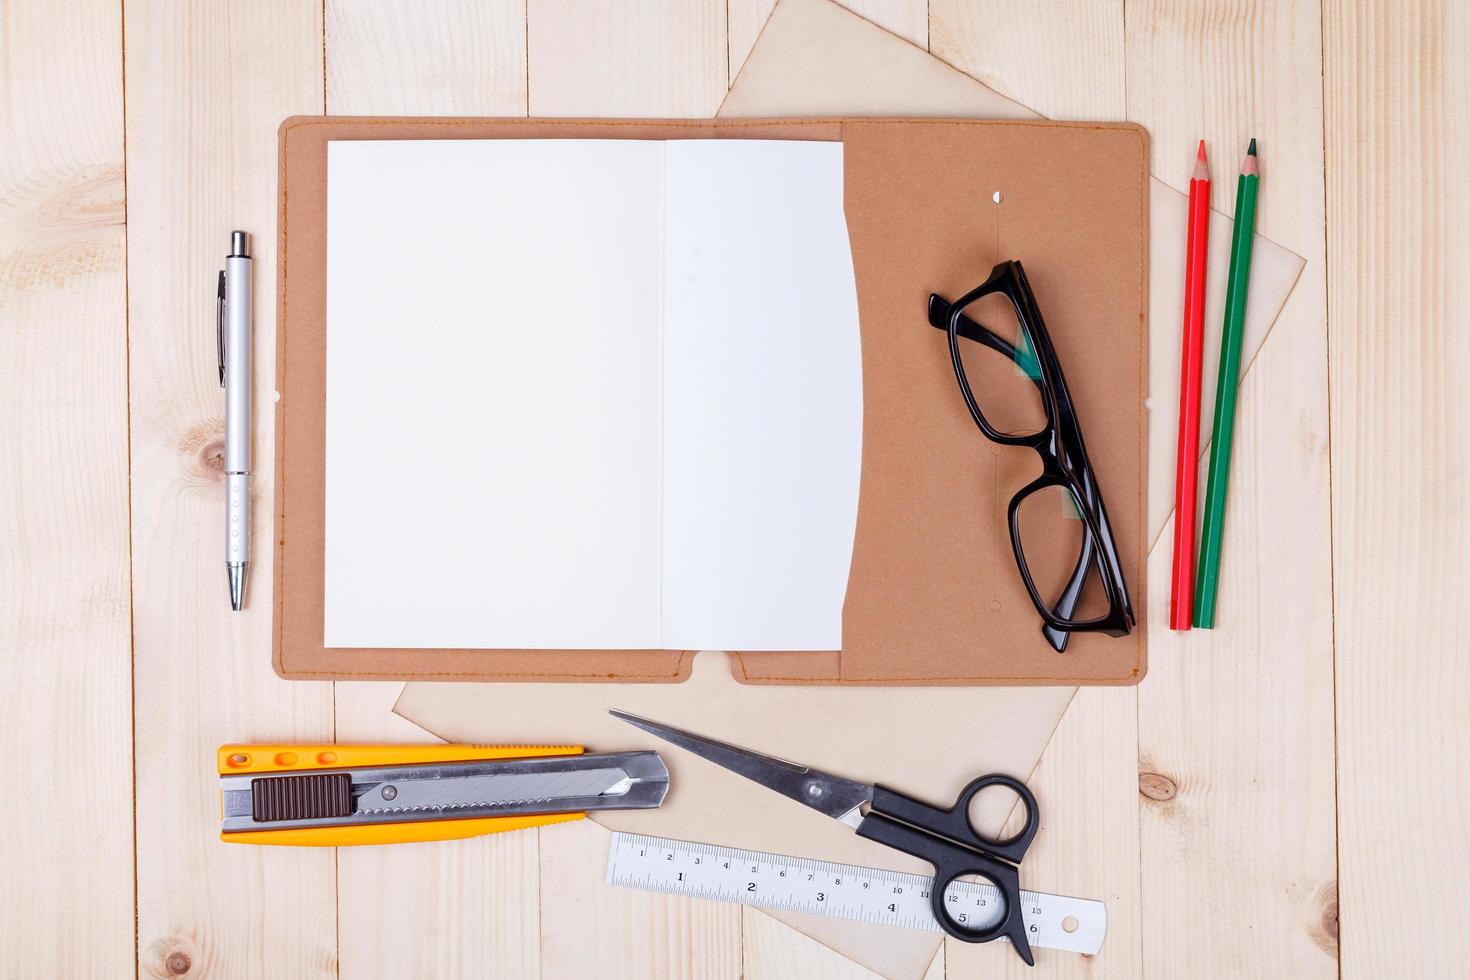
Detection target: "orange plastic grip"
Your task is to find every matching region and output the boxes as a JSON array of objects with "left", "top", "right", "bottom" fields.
[
  {"left": 220, "top": 812, "right": 583, "bottom": 847},
  {"left": 217, "top": 742, "right": 582, "bottom": 775},
  {"left": 218, "top": 743, "right": 587, "bottom": 846}
]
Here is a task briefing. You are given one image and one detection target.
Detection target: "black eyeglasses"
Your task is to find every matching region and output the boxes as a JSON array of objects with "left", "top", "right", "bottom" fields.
[{"left": 928, "top": 260, "right": 1134, "bottom": 652}]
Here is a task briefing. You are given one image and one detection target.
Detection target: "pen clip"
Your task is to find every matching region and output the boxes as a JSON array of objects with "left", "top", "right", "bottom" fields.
[{"left": 216, "top": 270, "right": 227, "bottom": 387}]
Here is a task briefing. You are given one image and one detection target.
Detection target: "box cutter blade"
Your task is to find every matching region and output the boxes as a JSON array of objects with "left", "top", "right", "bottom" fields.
[{"left": 217, "top": 744, "right": 668, "bottom": 846}]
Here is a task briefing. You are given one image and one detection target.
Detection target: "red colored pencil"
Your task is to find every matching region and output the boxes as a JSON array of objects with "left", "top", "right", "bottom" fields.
[{"left": 1170, "top": 141, "right": 1211, "bottom": 630}]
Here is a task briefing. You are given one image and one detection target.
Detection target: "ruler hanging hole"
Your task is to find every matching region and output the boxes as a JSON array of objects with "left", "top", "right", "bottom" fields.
[{"left": 1062, "top": 915, "right": 1079, "bottom": 934}]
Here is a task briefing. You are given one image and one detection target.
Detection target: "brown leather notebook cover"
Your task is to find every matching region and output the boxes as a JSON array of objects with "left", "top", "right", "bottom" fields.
[{"left": 274, "top": 116, "right": 1148, "bottom": 685}]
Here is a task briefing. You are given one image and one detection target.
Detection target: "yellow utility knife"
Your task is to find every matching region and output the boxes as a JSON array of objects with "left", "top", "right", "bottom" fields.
[{"left": 217, "top": 743, "right": 668, "bottom": 846}]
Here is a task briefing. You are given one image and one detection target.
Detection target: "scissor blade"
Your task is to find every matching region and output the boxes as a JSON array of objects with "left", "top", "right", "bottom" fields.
[{"left": 610, "top": 710, "right": 873, "bottom": 828}]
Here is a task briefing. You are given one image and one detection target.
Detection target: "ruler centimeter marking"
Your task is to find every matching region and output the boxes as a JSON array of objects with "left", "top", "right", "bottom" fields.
[{"left": 606, "top": 832, "right": 1106, "bottom": 955}]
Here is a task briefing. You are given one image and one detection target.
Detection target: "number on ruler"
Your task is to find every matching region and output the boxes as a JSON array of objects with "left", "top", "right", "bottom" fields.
[{"left": 606, "top": 834, "right": 1106, "bottom": 958}]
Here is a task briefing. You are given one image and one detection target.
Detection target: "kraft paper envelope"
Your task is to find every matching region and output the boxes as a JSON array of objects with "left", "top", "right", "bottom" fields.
[
  {"left": 722, "top": 0, "right": 1306, "bottom": 550},
  {"left": 396, "top": 657, "right": 1073, "bottom": 980}
]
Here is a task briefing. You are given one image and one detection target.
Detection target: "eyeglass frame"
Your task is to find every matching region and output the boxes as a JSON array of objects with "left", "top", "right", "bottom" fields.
[{"left": 927, "top": 259, "right": 1135, "bottom": 652}]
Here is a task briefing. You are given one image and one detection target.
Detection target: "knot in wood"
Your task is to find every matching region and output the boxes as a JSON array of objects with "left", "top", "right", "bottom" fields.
[{"left": 1137, "top": 771, "right": 1177, "bottom": 801}]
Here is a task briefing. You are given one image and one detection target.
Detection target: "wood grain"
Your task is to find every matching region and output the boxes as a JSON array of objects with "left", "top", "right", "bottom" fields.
[
  {"left": 520, "top": 4, "right": 753, "bottom": 973},
  {"left": 728, "top": 0, "right": 929, "bottom": 85},
  {"left": 5, "top": 1, "right": 1465, "bottom": 974},
  {"left": 1127, "top": 1, "right": 1339, "bottom": 975},
  {"left": 929, "top": 0, "right": 1125, "bottom": 121},
  {"left": 327, "top": 0, "right": 528, "bottom": 115},
  {"left": 527, "top": 0, "right": 727, "bottom": 116},
  {"left": 540, "top": 820, "right": 743, "bottom": 979},
  {"left": 332, "top": 682, "right": 545, "bottom": 979},
  {"left": 744, "top": 907, "right": 945, "bottom": 979},
  {"left": 1325, "top": 1, "right": 1470, "bottom": 975},
  {"left": 324, "top": 6, "right": 540, "bottom": 976},
  {"left": 124, "top": 1, "right": 336, "bottom": 976},
  {"left": 925, "top": 7, "right": 1143, "bottom": 978},
  {"left": 943, "top": 688, "right": 1142, "bottom": 979},
  {"left": 0, "top": 0, "right": 133, "bottom": 975}
]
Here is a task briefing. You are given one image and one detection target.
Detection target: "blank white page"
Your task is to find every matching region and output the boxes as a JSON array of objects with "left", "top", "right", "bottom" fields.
[
  {"left": 660, "top": 140, "right": 862, "bottom": 650},
  {"left": 324, "top": 139, "right": 666, "bottom": 649}
]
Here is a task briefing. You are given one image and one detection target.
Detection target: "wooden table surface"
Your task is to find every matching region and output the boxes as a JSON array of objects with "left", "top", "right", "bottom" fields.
[{"left": 3, "top": 1, "right": 1465, "bottom": 977}]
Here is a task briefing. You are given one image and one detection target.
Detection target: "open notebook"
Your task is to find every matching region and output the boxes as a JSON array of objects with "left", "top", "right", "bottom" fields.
[
  {"left": 324, "top": 139, "right": 862, "bottom": 651},
  {"left": 276, "top": 115, "right": 1148, "bottom": 685}
]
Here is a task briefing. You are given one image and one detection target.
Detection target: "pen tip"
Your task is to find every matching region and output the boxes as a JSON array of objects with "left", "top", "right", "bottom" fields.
[
  {"left": 1247, "top": 137, "right": 1257, "bottom": 155},
  {"left": 229, "top": 564, "right": 247, "bottom": 611}
]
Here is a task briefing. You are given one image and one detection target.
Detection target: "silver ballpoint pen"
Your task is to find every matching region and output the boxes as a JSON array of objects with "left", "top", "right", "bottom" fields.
[{"left": 218, "top": 231, "right": 253, "bottom": 610}]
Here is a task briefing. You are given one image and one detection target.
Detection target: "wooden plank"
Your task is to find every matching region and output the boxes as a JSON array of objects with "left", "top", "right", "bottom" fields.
[
  {"left": 1127, "top": 1, "right": 1338, "bottom": 976},
  {"left": 538, "top": 820, "right": 743, "bottom": 979},
  {"left": 323, "top": 5, "right": 537, "bottom": 974},
  {"left": 333, "top": 682, "right": 545, "bottom": 979},
  {"left": 744, "top": 907, "right": 945, "bottom": 980},
  {"left": 326, "top": 0, "right": 527, "bottom": 114},
  {"left": 1324, "top": 1, "right": 1469, "bottom": 974},
  {"left": 0, "top": 1, "right": 133, "bottom": 975},
  {"left": 124, "top": 2, "right": 338, "bottom": 976},
  {"left": 929, "top": 0, "right": 1125, "bottom": 121},
  {"left": 520, "top": 4, "right": 747, "bottom": 973},
  {"left": 943, "top": 689, "right": 1142, "bottom": 979},
  {"left": 728, "top": 1, "right": 929, "bottom": 85},
  {"left": 923, "top": 8, "right": 1142, "bottom": 979},
  {"left": 527, "top": 0, "right": 727, "bottom": 116}
]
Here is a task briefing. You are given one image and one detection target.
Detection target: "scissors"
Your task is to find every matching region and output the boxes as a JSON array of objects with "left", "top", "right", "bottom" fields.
[{"left": 612, "top": 710, "right": 1041, "bottom": 965}]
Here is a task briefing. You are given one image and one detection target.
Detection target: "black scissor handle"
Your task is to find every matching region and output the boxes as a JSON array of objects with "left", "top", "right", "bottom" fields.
[
  {"left": 856, "top": 812, "right": 1035, "bottom": 965},
  {"left": 870, "top": 774, "right": 1039, "bottom": 865}
]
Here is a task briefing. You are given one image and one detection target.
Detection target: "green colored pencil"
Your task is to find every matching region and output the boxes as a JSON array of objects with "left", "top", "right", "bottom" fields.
[{"left": 1193, "top": 139, "right": 1259, "bottom": 628}]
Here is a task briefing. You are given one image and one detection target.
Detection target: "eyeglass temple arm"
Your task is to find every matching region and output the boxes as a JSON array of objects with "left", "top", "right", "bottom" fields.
[
  {"left": 1044, "top": 531, "right": 1095, "bottom": 652},
  {"left": 927, "top": 295, "right": 1030, "bottom": 366},
  {"left": 1071, "top": 464, "right": 1134, "bottom": 621}
]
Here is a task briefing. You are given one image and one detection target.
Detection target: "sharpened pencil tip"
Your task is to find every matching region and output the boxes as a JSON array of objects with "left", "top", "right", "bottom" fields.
[
  {"left": 1247, "top": 137, "right": 1257, "bottom": 155},
  {"left": 1192, "top": 140, "right": 1210, "bottom": 180},
  {"left": 1242, "top": 139, "right": 1259, "bottom": 176}
]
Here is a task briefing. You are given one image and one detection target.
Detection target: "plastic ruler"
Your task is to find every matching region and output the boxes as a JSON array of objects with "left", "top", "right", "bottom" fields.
[{"left": 606, "top": 832, "right": 1106, "bottom": 955}]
